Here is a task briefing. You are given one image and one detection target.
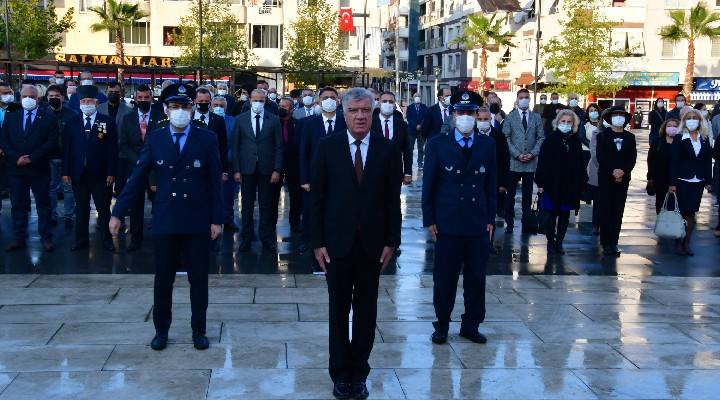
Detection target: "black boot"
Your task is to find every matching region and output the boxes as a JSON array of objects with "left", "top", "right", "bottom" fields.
[
  {"left": 555, "top": 213, "right": 570, "bottom": 255},
  {"left": 545, "top": 216, "right": 557, "bottom": 254}
]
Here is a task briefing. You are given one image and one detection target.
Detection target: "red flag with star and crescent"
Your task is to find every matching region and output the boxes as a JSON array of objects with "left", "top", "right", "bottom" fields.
[{"left": 340, "top": 8, "right": 354, "bottom": 33}]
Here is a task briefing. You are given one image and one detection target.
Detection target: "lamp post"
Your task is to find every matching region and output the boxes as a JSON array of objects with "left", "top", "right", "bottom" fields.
[
  {"left": 394, "top": 0, "right": 400, "bottom": 100},
  {"left": 434, "top": 66, "right": 442, "bottom": 94},
  {"left": 3, "top": 0, "right": 11, "bottom": 87},
  {"left": 198, "top": 0, "right": 204, "bottom": 83},
  {"left": 533, "top": 0, "right": 542, "bottom": 105},
  {"left": 416, "top": 69, "right": 422, "bottom": 102},
  {"left": 406, "top": 72, "right": 413, "bottom": 106}
]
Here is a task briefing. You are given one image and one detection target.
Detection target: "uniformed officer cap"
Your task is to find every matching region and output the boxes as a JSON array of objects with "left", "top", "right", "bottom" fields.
[
  {"left": 76, "top": 85, "right": 99, "bottom": 100},
  {"left": 451, "top": 91, "right": 483, "bottom": 111},
  {"left": 162, "top": 83, "right": 195, "bottom": 105}
]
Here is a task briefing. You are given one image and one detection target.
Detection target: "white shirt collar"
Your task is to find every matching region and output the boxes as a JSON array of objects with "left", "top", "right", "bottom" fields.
[
  {"left": 347, "top": 131, "right": 370, "bottom": 146},
  {"left": 322, "top": 113, "right": 336, "bottom": 123}
]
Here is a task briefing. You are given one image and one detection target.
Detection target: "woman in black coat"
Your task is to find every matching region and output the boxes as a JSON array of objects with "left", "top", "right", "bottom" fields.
[
  {"left": 647, "top": 118, "right": 680, "bottom": 214},
  {"left": 648, "top": 98, "right": 668, "bottom": 143},
  {"left": 535, "top": 109, "right": 588, "bottom": 255}
]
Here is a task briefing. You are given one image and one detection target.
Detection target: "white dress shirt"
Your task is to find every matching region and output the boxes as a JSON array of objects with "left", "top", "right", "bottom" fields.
[
  {"left": 322, "top": 113, "right": 337, "bottom": 134},
  {"left": 379, "top": 114, "right": 394, "bottom": 139},
  {"left": 348, "top": 131, "right": 369, "bottom": 168},
  {"left": 252, "top": 110, "right": 265, "bottom": 136}
]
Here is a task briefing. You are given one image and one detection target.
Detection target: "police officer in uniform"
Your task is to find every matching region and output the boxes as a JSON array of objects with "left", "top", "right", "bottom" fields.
[
  {"left": 422, "top": 91, "right": 497, "bottom": 345},
  {"left": 109, "top": 84, "right": 223, "bottom": 351}
]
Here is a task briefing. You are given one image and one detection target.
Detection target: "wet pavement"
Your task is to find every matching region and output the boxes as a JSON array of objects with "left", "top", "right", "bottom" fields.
[{"left": 0, "top": 129, "right": 719, "bottom": 398}]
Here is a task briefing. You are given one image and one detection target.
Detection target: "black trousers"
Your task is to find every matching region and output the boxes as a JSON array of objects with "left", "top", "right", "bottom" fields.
[
  {"left": 270, "top": 172, "right": 302, "bottom": 228},
  {"left": 504, "top": 171, "right": 535, "bottom": 227},
  {"left": 599, "top": 180, "right": 629, "bottom": 246},
  {"left": 152, "top": 233, "right": 210, "bottom": 335},
  {"left": 240, "top": 172, "right": 274, "bottom": 242},
  {"left": 326, "top": 235, "right": 381, "bottom": 384},
  {"left": 72, "top": 174, "right": 112, "bottom": 245},
  {"left": 114, "top": 158, "right": 129, "bottom": 197},
  {"left": 433, "top": 233, "right": 489, "bottom": 333},
  {"left": 301, "top": 190, "right": 311, "bottom": 243}
]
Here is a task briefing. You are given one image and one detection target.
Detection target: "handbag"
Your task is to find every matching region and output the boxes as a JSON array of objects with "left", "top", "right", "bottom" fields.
[
  {"left": 522, "top": 193, "right": 552, "bottom": 235},
  {"left": 653, "top": 193, "right": 686, "bottom": 239}
]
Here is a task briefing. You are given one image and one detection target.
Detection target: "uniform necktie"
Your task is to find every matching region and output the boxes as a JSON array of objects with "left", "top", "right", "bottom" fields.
[
  {"left": 200, "top": 114, "right": 206, "bottom": 124},
  {"left": 140, "top": 113, "right": 147, "bottom": 141},
  {"left": 255, "top": 114, "right": 261, "bottom": 136},
  {"left": 522, "top": 111, "right": 528, "bottom": 131},
  {"left": 384, "top": 119, "right": 390, "bottom": 139},
  {"left": 354, "top": 139, "right": 363, "bottom": 184},
  {"left": 326, "top": 119, "right": 333, "bottom": 135},
  {"left": 84, "top": 116, "right": 92, "bottom": 140},
  {"left": 461, "top": 137, "right": 472, "bottom": 160},
  {"left": 306, "top": 108, "right": 310, "bottom": 117},
  {"left": 24, "top": 111, "right": 32, "bottom": 135},
  {"left": 174, "top": 131, "right": 185, "bottom": 153}
]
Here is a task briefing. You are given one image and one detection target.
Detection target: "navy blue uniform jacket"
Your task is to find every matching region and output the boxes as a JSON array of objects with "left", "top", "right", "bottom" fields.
[
  {"left": 61, "top": 112, "right": 118, "bottom": 182},
  {"left": 422, "top": 132, "right": 497, "bottom": 235},
  {"left": 111, "top": 125, "right": 223, "bottom": 234},
  {"left": 299, "top": 114, "right": 347, "bottom": 185}
]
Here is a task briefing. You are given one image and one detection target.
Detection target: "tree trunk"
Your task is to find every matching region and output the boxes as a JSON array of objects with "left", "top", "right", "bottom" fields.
[
  {"left": 684, "top": 39, "right": 695, "bottom": 101},
  {"left": 480, "top": 48, "right": 488, "bottom": 96},
  {"left": 116, "top": 31, "right": 125, "bottom": 84}
]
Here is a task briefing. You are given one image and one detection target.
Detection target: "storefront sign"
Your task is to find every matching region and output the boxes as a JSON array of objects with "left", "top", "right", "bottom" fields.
[
  {"left": 494, "top": 81, "right": 511, "bottom": 91},
  {"left": 55, "top": 54, "right": 173, "bottom": 67},
  {"left": 695, "top": 78, "right": 720, "bottom": 91},
  {"left": 622, "top": 72, "right": 679, "bottom": 86}
]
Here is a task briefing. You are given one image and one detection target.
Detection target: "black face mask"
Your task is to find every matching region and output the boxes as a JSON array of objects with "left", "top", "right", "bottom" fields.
[
  {"left": 48, "top": 98, "right": 62, "bottom": 109},
  {"left": 108, "top": 93, "right": 121, "bottom": 104},
  {"left": 278, "top": 108, "right": 288, "bottom": 118},
  {"left": 489, "top": 104, "right": 501, "bottom": 114},
  {"left": 196, "top": 103, "right": 210, "bottom": 113},
  {"left": 136, "top": 101, "right": 151, "bottom": 112}
]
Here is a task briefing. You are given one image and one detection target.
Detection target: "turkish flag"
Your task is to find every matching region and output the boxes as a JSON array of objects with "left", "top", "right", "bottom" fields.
[{"left": 340, "top": 8, "right": 354, "bottom": 33}]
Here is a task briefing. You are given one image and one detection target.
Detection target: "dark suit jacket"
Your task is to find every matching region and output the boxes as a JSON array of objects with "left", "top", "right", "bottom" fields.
[
  {"left": 422, "top": 132, "right": 497, "bottom": 235},
  {"left": 485, "top": 126, "right": 510, "bottom": 189},
  {"left": 371, "top": 115, "right": 412, "bottom": 177},
  {"left": 406, "top": 103, "right": 428, "bottom": 133},
  {"left": 299, "top": 114, "right": 347, "bottom": 185},
  {"left": 111, "top": 125, "right": 223, "bottom": 234},
  {"left": 311, "top": 132, "right": 402, "bottom": 259},
  {"left": 281, "top": 117, "right": 301, "bottom": 178},
  {"left": 195, "top": 112, "right": 229, "bottom": 172},
  {"left": 97, "top": 101, "right": 133, "bottom": 130},
  {"left": 0, "top": 108, "right": 59, "bottom": 176},
  {"left": 48, "top": 107, "right": 79, "bottom": 159},
  {"left": 61, "top": 113, "right": 119, "bottom": 183},
  {"left": 232, "top": 111, "right": 284, "bottom": 175},
  {"left": 669, "top": 133, "right": 713, "bottom": 185},
  {"left": 421, "top": 103, "right": 453, "bottom": 140},
  {"left": 119, "top": 108, "right": 164, "bottom": 166},
  {"left": 596, "top": 128, "right": 637, "bottom": 184}
]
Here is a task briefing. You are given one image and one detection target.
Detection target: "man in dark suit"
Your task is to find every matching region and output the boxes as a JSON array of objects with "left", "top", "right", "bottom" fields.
[
  {"left": 293, "top": 88, "right": 316, "bottom": 120},
  {"left": 406, "top": 92, "right": 428, "bottom": 168},
  {"left": 97, "top": 82, "right": 133, "bottom": 198},
  {"left": 211, "top": 95, "right": 239, "bottom": 231},
  {"left": 45, "top": 84, "right": 78, "bottom": 228},
  {"left": 666, "top": 93, "right": 686, "bottom": 121},
  {"left": 118, "top": 84, "right": 164, "bottom": 251},
  {"left": 298, "top": 87, "right": 347, "bottom": 253},
  {"left": 421, "top": 88, "right": 453, "bottom": 141},
  {"left": 216, "top": 82, "right": 235, "bottom": 113},
  {"left": 422, "top": 91, "right": 496, "bottom": 346},
  {"left": 232, "top": 89, "right": 284, "bottom": 252},
  {"left": 542, "top": 92, "right": 565, "bottom": 134},
  {"left": 61, "top": 85, "right": 118, "bottom": 252},
  {"left": 275, "top": 97, "right": 303, "bottom": 231},
  {"left": 68, "top": 72, "right": 108, "bottom": 112},
  {"left": 109, "top": 83, "right": 223, "bottom": 352},
  {"left": 311, "top": 87, "right": 401, "bottom": 400},
  {"left": 193, "top": 87, "right": 229, "bottom": 176},
  {"left": 239, "top": 81, "right": 279, "bottom": 115},
  {"left": 372, "top": 91, "right": 412, "bottom": 184},
  {"left": 0, "top": 85, "right": 59, "bottom": 251}
]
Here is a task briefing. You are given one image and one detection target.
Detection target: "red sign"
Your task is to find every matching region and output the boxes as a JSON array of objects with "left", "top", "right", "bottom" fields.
[
  {"left": 340, "top": 8, "right": 354, "bottom": 32},
  {"left": 494, "top": 81, "right": 511, "bottom": 91}
]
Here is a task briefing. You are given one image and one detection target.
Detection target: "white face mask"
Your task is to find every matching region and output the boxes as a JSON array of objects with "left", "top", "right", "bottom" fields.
[
  {"left": 55, "top": 78, "right": 65, "bottom": 85},
  {"left": 455, "top": 115, "right": 476, "bottom": 133},
  {"left": 21, "top": 97, "right": 37, "bottom": 111},
  {"left": 319, "top": 98, "right": 336, "bottom": 113},
  {"left": 380, "top": 102, "right": 395, "bottom": 116},
  {"left": 251, "top": 101, "right": 264, "bottom": 114},
  {"left": 589, "top": 111, "right": 599, "bottom": 120},
  {"left": 551, "top": 99, "right": 559, "bottom": 105},
  {"left": 685, "top": 119, "right": 700, "bottom": 131},
  {"left": 213, "top": 106, "right": 225, "bottom": 116},
  {"left": 443, "top": 97, "right": 451, "bottom": 106},
  {"left": 81, "top": 79, "right": 93, "bottom": 86},
  {"left": 80, "top": 104, "right": 96, "bottom": 116},
  {"left": 569, "top": 99, "right": 579, "bottom": 108},
  {"left": 268, "top": 93, "right": 277, "bottom": 100},
  {"left": 240, "top": 94, "right": 248, "bottom": 102},
  {"left": 701, "top": 110, "right": 708, "bottom": 118},
  {"left": 414, "top": 97, "right": 421, "bottom": 104},
  {"left": 313, "top": 105, "right": 322, "bottom": 115},
  {"left": 611, "top": 115, "right": 626, "bottom": 127},
  {"left": 558, "top": 123, "right": 573, "bottom": 134},
  {"left": 675, "top": 101, "right": 685, "bottom": 109},
  {"left": 518, "top": 98, "right": 530, "bottom": 109},
  {"left": 540, "top": 99, "right": 547, "bottom": 104},
  {"left": 217, "top": 89, "right": 227, "bottom": 96},
  {"left": 0, "top": 94, "right": 14, "bottom": 104},
  {"left": 169, "top": 109, "right": 191, "bottom": 128},
  {"left": 302, "top": 95, "right": 314, "bottom": 106},
  {"left": 476, "top": 121, "right": 491, "bottom": 132},
  {"left": 657, "top": 101, "right": 664, "bottom": 108}
]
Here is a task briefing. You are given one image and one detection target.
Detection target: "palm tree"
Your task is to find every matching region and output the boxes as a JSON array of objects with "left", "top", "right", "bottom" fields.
[
  {"left": 450, "top": 12, "right": 515, "bottom": 96},
  {"left": 659, "top": 1, "right": 720, "bottom": 99},
  {"left": 89, "top": 0, "right": 149, "bottom": 84}
]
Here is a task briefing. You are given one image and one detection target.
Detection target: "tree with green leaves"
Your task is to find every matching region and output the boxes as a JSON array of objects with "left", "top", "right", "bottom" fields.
[
  {"left": 542, "top": 0, "right": 627, "bottom": 97},
  {"left": 450, "top": 12, "right": 514, "bottom": 97},
  {"left": 659, "top": 1, "right": 720, "bottom": 99},
  {"left": 283, "top": 0, "right": 346, "bottom": 86},
  {"left": 89, "top": 0, "right": 149, "bottom": 84},
  {"left": 0, "top": 0, "right": 74, "bottom": 60},
  {"left": 172, "top": 0, "right": 254, "bottom": 79}
]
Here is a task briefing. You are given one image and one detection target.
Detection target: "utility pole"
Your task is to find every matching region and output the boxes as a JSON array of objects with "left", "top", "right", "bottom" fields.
[
  {"left": 533, "top": 0, "right": 541, "bottom": 105},
  {"left": 354, "top": 2, "right": 370, "bottom": 87},
  {"left": 198, "top": 0, "right": 204, "bottom": 83},
  {"left": 3, "top": 0, "right": 11, "bottom": 88},
  {"left": 394, "top": 0, "right": 400, "bottom": 100}
]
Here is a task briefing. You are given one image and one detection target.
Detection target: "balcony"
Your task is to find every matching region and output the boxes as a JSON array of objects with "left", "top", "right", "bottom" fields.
[{"left": 398, "top": 27, "right": 409, "bottom": 38}]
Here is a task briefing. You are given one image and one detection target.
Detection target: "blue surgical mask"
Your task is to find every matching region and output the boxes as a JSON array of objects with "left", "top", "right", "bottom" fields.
[
  {"left": 213, "top": 106, "right": 225, "bottom": 116},
  {"left": 558, "top": 123, "right": 572, "bottom": 134}
]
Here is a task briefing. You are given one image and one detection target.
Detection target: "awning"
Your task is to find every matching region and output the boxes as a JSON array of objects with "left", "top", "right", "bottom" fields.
[
  {"left": 467, "top": 81, "right": 480, "bottom": 91},
  {"left": 0, "top": 69, "right": 229, "bottom": 85},
  {"left": 514, "top": 72, "right": 535, "bottom": 86}
]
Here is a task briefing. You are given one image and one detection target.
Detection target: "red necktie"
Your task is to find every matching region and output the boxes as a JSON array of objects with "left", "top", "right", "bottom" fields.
[
  {"left": 282, "top": 120, "right": 289, "bottom": 144},
  {"left": 443, "top": 108, "right": 448, "bottom": 119},
  {"left": 140, "top": 113, "right": 147, "bottom": 141},
  {"left": 385, "top": 119, "right": 390, "bottom": 139}
]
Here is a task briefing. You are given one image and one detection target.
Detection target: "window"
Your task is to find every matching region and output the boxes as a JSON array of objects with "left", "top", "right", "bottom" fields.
[
  {"left": 665, "top": 0, "right": 690, "bottom": 8},
  {"left": 522, "top": 38, "right": 535, "bottom": 60},
  {"left": 717, "top": 0, "right": 720, "bottom": 7},
  {"left": 252, "top": 25, "right": 281, "bottom": 49},
  {"left": 163, "top": 26, "right": 181, "bottom": 46},
  {"left": 661, "top": 39, "right": 687, "bottom": 58},
  {"left": 712, "top": 38, "right": 720, "bottom": 57},
  {"left": 79, "top": 0, "right": 94, "bottom": 12},
  {"left": 108, "top": 22, "right": 149, "bottom": 45},
  {"left": 472, "top": 52, "right": 478, "bottom": 69}
]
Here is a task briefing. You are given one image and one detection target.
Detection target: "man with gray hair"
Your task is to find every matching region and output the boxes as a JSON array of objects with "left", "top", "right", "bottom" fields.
[
  {"left": 68, "top": 71, "right": 107, "bottom": 112},
  {"left": 216, "top": 82, "right": 236, "bottom": 113}
]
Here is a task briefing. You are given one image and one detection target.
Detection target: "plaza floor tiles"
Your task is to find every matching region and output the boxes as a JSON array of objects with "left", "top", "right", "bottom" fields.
[{"left": 49, "top": 322, "right": 223, "bottom": 346}]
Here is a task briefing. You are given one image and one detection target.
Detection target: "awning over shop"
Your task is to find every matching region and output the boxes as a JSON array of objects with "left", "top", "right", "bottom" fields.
[
  {"left": 514, "top": 72, "right": 534, "bottom": 86},
  {"left": 458, "top": 81, "right": 480, "bottom": 91}
]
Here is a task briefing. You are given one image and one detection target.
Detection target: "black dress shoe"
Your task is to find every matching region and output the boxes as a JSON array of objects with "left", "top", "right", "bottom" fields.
[
  {"left": 290, "top": 224, "right": 301, "bottom": 233},
  {"left": 192, "top": 332, "right": 210, "bottom": 350},
  {"left": 612, "top": 245, "right": 621, "bottom": 256},
  {"left": 237, "top": 240, "right": 251, "bottom": 252},
  {"left": 70, "top": 242, "right": 89, "bottom": 251},
  {"left": 394, "top": 246, "right": 402, "bottom": 255},
  {"left": 350, "top": 382, "right": 369, "bottom": 399},
  {"left": 224, "top": 222, "right": 240, "bottom": 231},
  {"left": 50, "top": 219, "right": 58, "bottom": 227},
  {"left": 505, "top": 226, "right": 513, "bottom": 234},
  {"left": 684, "top": 246, "right": 695, "bottom": 256},
  {"left": 126, "top": 242, "right": 142, "bottom": 252},
  {"left": 602, "top": 245, "right": 615, "bottom": 255},
  {"left": 431, "top": 330, "right": 448, "bottom": 344},
  {"left": 150, "top": 333, "right": 168, "bottom": 351},
  {"left": 5, "top": 241, "right": 26, "bottom": 252},
  {"left": 103, "top": 242, "right": 116, "bottom": 252},
  {"left": 262, "top": 240, "right": 277, "bottom": 252},
  {"left": 459, "top": 328, "right": 488, "bottom": 344},
  {"left": 489, "top": 246, "right": 499, "bottom": 254},
  {"left": 65, "top": 218, "right": 74, "bottom": 228},
  {"left": 332, "top": 382, "right": 352, "bottom": 399},
  {"left": 298, "top": 243, "right": 310, "bottom": 253}
]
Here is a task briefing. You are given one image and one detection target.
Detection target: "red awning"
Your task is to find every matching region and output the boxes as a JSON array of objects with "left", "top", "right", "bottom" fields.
[
  {"left": 458, "top": 81, "right": 469, "bottom": 90},
  {"left": 514, "top": 72, "right": 535, "bottom": 86},
  {"left": 467, "top": 81, "right": 480, "bottom": 91}
]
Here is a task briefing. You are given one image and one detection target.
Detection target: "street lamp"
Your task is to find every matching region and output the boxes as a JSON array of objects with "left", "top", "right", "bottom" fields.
[
  {"left": 416, "top": 69, "right": 422, "bottom": 102},
  {"left": 434, "top": 66, "right": 442, "bottom": 94},
  {"left": 3, "top": 0, "right": 11, "bottom": 87},
  {"left": 532, "top": 0, "right": 542, "bottom": 105},
  {"left": 198, "top": 0, "right": 204, "bottom": 83}
]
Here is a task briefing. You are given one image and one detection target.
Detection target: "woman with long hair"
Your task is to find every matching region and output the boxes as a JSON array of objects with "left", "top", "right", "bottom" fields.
[{"left": 647, "top": 119, "right": 680, "bottom": 214}]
